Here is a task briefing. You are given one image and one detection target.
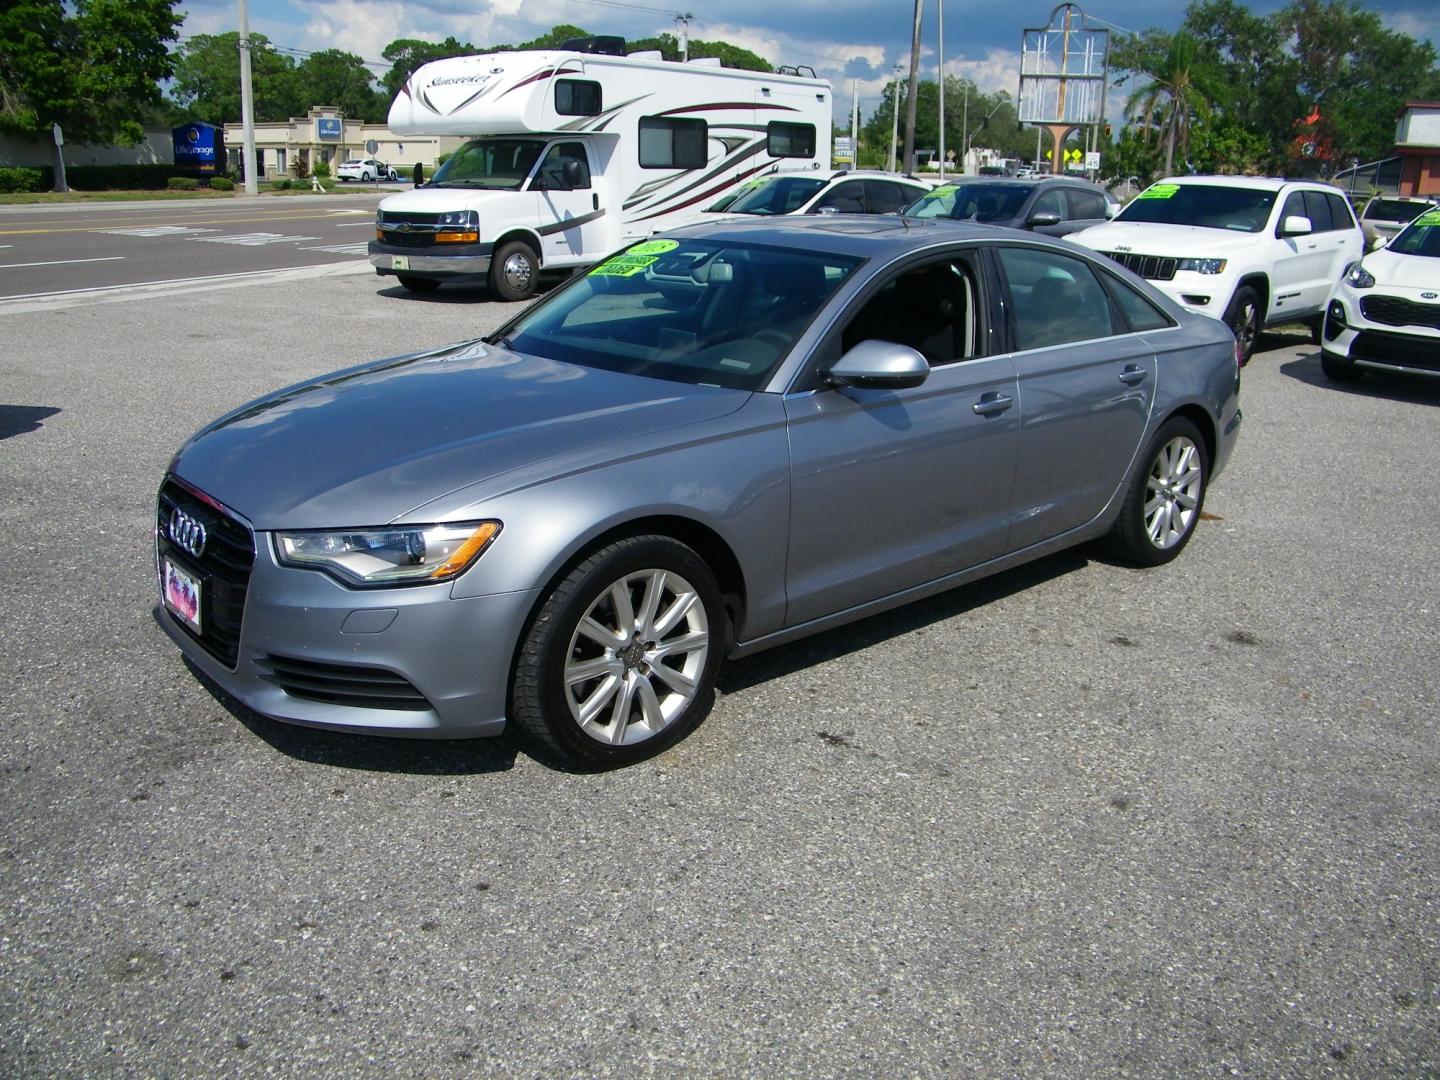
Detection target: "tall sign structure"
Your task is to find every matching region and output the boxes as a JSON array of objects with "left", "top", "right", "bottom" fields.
[{"left": 1017, "top": 3, "right": 1109, "bottom": 175}]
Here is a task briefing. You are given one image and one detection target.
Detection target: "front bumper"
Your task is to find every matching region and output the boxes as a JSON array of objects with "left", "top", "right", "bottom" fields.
[
  {"left": 369, "top": 240, "right": 494, "bottom": 279},
  {"left": 157, "top": 507, "right": 540, "bottom": 739},
  {"left": 1322, "top": 286, "right": 1440, "bottom": 376}
]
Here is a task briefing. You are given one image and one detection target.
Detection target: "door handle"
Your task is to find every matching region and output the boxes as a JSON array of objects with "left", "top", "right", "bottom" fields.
[
  {"left": 972, "top": 393, "right": 1014, "bottom": 416},
  {"left": 593, "top": 193, "right": 599, "bottom": 211},
  {"left": 1119, "top": 365, "right": 1148, "bottom": 385}
]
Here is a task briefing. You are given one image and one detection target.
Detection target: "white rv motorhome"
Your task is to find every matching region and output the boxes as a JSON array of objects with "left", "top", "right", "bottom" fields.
[{"left": 370, "top": 41, "right": 832, "bottom": 299}]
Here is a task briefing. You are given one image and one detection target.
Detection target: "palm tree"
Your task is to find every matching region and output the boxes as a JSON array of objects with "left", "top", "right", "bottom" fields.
[{"left": 1124, "top": 33, "right": 1215, "bottom": 176}]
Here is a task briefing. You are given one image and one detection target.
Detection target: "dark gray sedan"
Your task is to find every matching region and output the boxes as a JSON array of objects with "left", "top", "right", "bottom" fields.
[
  {"left": 904, "top": 176, "right": 1118, "bottom": 236},
  {"left": 156, "top": 217, "right": 1241, "bottom": 767}
]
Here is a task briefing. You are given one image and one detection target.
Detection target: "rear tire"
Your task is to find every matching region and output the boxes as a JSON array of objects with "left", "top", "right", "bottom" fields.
[
  {"left": 1321, "top": 350, "right": 1364, "bottom": 383},
  {"left": 1107, "top": 416, "right": 1209, "bottom": 567},
  {"left": 510, "top": 535, "right": 724, "bottom": 768},
  {"left": 396, "top": 275, "right": 441, "bottom": 293},
  {"left": 489, "top": 240, "right": 538, "bottom": 301},
  {"left": 1225, "top": 286, "right": 1261, "bottom": 367}
]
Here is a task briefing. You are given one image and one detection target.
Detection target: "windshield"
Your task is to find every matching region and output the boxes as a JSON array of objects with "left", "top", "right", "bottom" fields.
[
  {"left": 1117, "top": 183, "right": 1277, "bottom": 232},
  {"left": 715, "top": 176, "right": 827, "bottom": 215},
  {"left": 429, "top": 139, "right": 546, "bottom": 189},
  {"left": 1388, "top": 207, "right": 1440, "bottom": 257},
  {"left": 903, "top": 183, "right": 1030, "bottom": 222},
  {"left": 492, "top": 239, "right": 861, "bottom": 391},
  {"left": 1365, "top": 198, "right": 1434, "bottom": 224}
]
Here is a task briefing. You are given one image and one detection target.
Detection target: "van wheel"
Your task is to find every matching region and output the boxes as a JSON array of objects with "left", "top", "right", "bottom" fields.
[
  {"left": 511, "top": 535, "right": 724, "bottom": 768},
  {"left": 489, "top": 241, "right": 538, "bottom": 301},
  {"left": 396, "top": 275, "right": 441, "bottom": 293},
  {"left": 1225, "top": 286, "right": 1261, "bottom": 366}
]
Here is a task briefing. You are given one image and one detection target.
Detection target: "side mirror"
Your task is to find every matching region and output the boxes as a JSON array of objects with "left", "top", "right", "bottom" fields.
[
  {"left": 1280, "top": 214, "right": 1313, "bottom": 237},
  {"left": 1027, "top": 210, "right": 1062, "bottom": 228},
  {"left": 1105, "top": 201, "right": 1121, "bottom": 219},
  {"left": 1371, "top": 235, "right": 1389, "bottom": 250},
  {"left": 563, "top": 159, "right": 583, "bottom": 188},
  {"left": 826, "top": 340, "right": 930, "bottom": 390}
]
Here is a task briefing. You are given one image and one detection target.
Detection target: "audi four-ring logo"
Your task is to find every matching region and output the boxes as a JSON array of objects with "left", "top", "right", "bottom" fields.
[{"left": 169, "top": 508, "right": 207, "bottom": 558}]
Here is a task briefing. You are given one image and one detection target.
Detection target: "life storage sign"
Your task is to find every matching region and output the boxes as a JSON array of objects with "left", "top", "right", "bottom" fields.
[{"left": 172, "top": 123, "right": 222, "bottom": 175}]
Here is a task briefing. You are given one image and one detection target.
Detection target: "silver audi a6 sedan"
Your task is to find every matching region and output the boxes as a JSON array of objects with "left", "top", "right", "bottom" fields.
[{"left": 156, "top": 217, "right": 1242, "bottom": 767}]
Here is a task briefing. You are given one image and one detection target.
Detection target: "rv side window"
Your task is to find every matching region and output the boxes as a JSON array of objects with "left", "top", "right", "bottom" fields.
[
  {"left": 767, "top": 122, "right": 816, "bottom": 158},
  {"left": 555, "top": 80, "right": 602, "bottom": 116},
  {"left": 639, "top": 117, "right": 708, "bottom": 169}
]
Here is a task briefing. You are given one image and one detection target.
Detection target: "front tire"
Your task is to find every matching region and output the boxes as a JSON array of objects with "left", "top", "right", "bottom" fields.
[
  {"left": 489, "top": 240, "right": 538, "bottom": 301},
  {"left": 396, "top": 275, "right": 441, "bottom": 293},
  {"left": 1321, "top": 350, "right": 1364, "bottom": 383},
  {"left": 1225, "top": 286, "right": 1262, "bottom": 367},
  {"left": 511, "top": 536, "right": 724, "bottom": 768},
  {"left": 1107, "top": 417, "right": 1209, "bottom": 567}
]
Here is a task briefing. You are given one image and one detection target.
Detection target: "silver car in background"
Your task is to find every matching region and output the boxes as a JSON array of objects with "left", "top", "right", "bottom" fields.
[{"left": 156, "top": 217, "right": 1242, "bottom": 767}]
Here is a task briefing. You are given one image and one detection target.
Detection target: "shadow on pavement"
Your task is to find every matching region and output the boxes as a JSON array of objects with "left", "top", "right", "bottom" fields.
[
  {"left": 1280, "top": 352, "right": 1440, "bottom": 406},
  {"left": 0, "top": 405, "right": 61, "bottom": 440}
]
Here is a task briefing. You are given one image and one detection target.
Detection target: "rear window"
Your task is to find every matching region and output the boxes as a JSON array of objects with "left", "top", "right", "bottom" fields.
[
  {"left": 1364, "top": 198, "right": 1433, "bottom": 224},
  {"left": 1117, "top": 183, "right": 1277, "bottom": 233}
]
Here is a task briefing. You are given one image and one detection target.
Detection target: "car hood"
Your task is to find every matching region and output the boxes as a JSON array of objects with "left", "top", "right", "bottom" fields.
[
  {"left": 378, "top": 186, "right": 528, "bottom": 213},
  {"left": 170, "top": 340, "right": 750, "bottom": 530},
  {"left": 1362, "top": 248, "right": 1440, "bottom": 288},
  {"left": 1071, "top": 221, "right": 1259, "bottom": 257}
]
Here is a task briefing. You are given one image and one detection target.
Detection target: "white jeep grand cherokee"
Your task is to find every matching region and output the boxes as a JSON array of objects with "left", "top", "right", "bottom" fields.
[{"left": 1071, "top": 176, "right": 1362, "bottom": 364}]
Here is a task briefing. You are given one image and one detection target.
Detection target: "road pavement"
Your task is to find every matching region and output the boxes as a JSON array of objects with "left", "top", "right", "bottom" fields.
[{"left": 1, "top": 274, "right": 1437, "bottom": 1076}]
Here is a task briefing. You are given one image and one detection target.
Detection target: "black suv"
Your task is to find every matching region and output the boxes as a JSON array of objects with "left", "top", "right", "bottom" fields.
[{"left": 903, "top": 176, "right": 1117, "bottom": 237}]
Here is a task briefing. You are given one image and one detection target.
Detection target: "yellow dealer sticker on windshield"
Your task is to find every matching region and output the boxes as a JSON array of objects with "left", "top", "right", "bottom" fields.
[
  {"left": 1138, "top": 183, "right": 1180, "bottom": 200},
  {"left": 627, "top": 239, "right": 680, "bottom": 256},
  {"left": 1414, "top": 208, "right": 1440, "bottom": 227},
  {"left": 924, "top": 185, "right": 958, "bottom": 199},
  {"left": 589, "top": 254, "right": 658, "bottom": 277}
]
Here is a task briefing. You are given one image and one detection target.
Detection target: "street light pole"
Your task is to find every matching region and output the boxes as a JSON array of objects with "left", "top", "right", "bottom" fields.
[
  {"left": 237, "top": 0, "right": 258, "bottom": 195},
  {"left": 937, "top": 0, "right": 945, "bottom": 181},
  {"left": 888, "top": 64, "right": 902, "bottom": 173}
]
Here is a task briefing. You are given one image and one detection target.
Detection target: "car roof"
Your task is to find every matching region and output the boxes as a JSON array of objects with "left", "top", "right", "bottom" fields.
[
  {"left": 1154, "top": 175, "right": 1333, "bottom": 192},
  {"left": 669, "top": 214, "right": 1069, "bottom": 259}
]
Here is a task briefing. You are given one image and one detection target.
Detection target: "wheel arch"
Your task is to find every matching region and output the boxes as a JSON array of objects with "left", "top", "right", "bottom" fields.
[
  {"left": 1231, "top": 273, "right": 1269, "bottom": 319},
  {"left": 1160, "top": 402, "right": 1218, "bottom": 471},
  {"left": 492, "top": 228, "right": 544, "bottom": 268}
]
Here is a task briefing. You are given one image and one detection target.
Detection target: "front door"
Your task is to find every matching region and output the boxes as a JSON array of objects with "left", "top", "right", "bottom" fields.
[{"left": 532, "top": 141, "right": 607, "bottom": 263}]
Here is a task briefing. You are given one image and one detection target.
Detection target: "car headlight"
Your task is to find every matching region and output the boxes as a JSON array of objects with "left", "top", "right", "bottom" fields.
[
  {"left": 1343, "top": 262, "right": 1376, "bottom": 289},
  {"left": 275, "top": 521, "right": 501, "bottom": 587},
  {"left": 1177, "top": 258, "right": 1227, "bottom": 274},
  {"left": 437, "top": 210, "right": 479, "bottom": 228}
]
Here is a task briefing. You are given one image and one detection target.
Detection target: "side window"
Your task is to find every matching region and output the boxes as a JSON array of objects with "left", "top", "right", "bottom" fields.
[
  {"left": 1326, "top": 192, "right": 1355, "bottom": 231},
  {"left": 1067, "top": 189, "right": 1109, "bottom": 221},
  {"left": 840, "top": 257, "right": 982, "bottom": 366},
  {"left": 1031, "top": 188, "right": 1066, "bottom": 219},
  {"left": 555, "top": 80, "right": 601, "bottom": 117},
  {"left": 813, "top": 181, "right": 866, "bottom": 214},
  {"left": 864, "top": 181, "right": 912, "bottom": 215},
  {"left": 1303, "top": 190, "right": 1334, "bottom": 232},
  {"left": 1279, "top": 191, "right": 1308, "bottom": 228},
  {"left": 997, "top": 247, "right": 1117, "bottom": 350},
  {"left": 639, "top": 117, "right": 708, "bottom": 169},
  {"left": 535, "top": 142, "right": 591, "bottom": 190},
  {"left": 1101, "top": 273, "right": 1174, "bottom": 332},
  {"left": 767, "top": 122, "right": 815, "bottom": 158}
]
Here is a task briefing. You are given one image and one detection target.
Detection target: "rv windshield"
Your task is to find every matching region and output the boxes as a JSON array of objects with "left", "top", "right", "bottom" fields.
[
  {"left": 489, "top": 239, "right": 860, "bottom": 391},
  {"left": 429, "top": 139, "right": 547, "bottom": 189}
]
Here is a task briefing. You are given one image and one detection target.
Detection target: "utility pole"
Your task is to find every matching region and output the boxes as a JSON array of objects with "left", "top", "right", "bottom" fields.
[
  {"left": 237, "top": 0, "right": 258, "bottom": 195},
  {"left": 937, "top": 0, "right": 945, "bottom": 181},
  {"left": 851, "top": 79, "right": 859, "bottom": 172},
  {"left": 962, "top": 80, "right": 969, "bottom": 172},
  {"left": 902, "top": 0, "right": 923, "bottom": 174},
  {"left": 674, "top": 13, "right": 693, "bottom": 62},
  {"left": 888, "top": 64, "right": 902, "bottom": 172}
]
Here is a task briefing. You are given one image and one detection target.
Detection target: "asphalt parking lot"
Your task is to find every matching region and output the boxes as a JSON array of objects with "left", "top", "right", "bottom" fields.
[{"left": 1, "top": 268, "right": 1437, "bottom": 1076}]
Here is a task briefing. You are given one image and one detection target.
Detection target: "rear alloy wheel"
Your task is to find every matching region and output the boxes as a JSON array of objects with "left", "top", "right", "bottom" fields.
[
  {"left": 511, "top": 536, "right": 723, "bottom": 768},
  {"left": 1108, "top": 417, "right": 1209, "bottom": 567},
  {"left": 1225, "top": 286, "right": 1261, "bottom": 367},
  {"left": 396, "top": 275, "right": 442, "bottom": 293},
  {"left": 489, "top": 240, "right": 538, "bottom": 301}
]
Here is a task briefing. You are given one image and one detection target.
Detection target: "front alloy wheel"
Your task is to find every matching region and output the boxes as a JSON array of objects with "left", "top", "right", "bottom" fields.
[
  {"left": 512, "top": 535, "right": 724, "bottom": 767},
  {"left": 1226, "top": 286, "right": 1261, "bottom": 367},
  {"left": 1108, "top": 416, "right": 1209, "bottom": 566}
]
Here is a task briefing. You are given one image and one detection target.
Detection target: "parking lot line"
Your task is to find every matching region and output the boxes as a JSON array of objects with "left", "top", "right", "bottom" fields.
[{"left": 0, "top": 256, "right": 125, "bottom": 270}]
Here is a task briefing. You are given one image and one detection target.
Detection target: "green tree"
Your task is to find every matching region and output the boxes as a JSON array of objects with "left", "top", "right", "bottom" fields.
[
  {"left": 380, "top": 37, "right": 477, "bottom": 101},
  {"left": 1123, "top": 32, "right": 1217, "bottom": 175},
  {"left": 0, "top": 0, "right": 180, "bottom": 188},
  {"left": 294, "top": 49, "right": 385, "bottom": 122},
  {"left": 170, "top": 32, "right": 301, "bottom": 125}
]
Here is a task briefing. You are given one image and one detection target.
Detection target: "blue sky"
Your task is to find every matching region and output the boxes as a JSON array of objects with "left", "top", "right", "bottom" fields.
[{"left": 179, "top": 0, "right": 1440, "bottom": 124}]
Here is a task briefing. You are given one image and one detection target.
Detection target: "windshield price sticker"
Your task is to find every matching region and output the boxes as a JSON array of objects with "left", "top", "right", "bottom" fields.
[
  {"left": 1414, "top": 208, "right": 1440, "bottom": 228},
  {"left": 627, "top": 239, "right": 679, "bottom": 256},
  {"left": 590, "top": 254, "right": 658, "bottom": 277},
  {"left": 1139, "top": 183, "right": 1181, "bottom": 200},
  {"left": 925, "top": 185, "right": 958, "bottom": 200}
]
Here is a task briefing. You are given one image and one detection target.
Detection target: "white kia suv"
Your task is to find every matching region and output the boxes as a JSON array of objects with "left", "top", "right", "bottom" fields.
[{"left": 1071, "top": 176, "right": 1363, "bottom": 364}]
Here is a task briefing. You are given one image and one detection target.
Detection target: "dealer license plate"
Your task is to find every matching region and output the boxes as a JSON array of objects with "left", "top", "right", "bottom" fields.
[
  {"left": 392, "top": 255, "right": 410, "bottom": 270},
  {"left": 162, "top": 558, "right": 203, "bottom": 633}
]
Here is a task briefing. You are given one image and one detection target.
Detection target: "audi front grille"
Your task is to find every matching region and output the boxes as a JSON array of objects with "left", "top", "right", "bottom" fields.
[{"left": 156, "top": 477, "right": 255, "bottom": 668}]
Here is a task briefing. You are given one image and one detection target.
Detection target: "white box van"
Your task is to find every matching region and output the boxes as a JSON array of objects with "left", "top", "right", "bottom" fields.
[{"left": 370, "top": 42, "right": 832, "bottom": 299}]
